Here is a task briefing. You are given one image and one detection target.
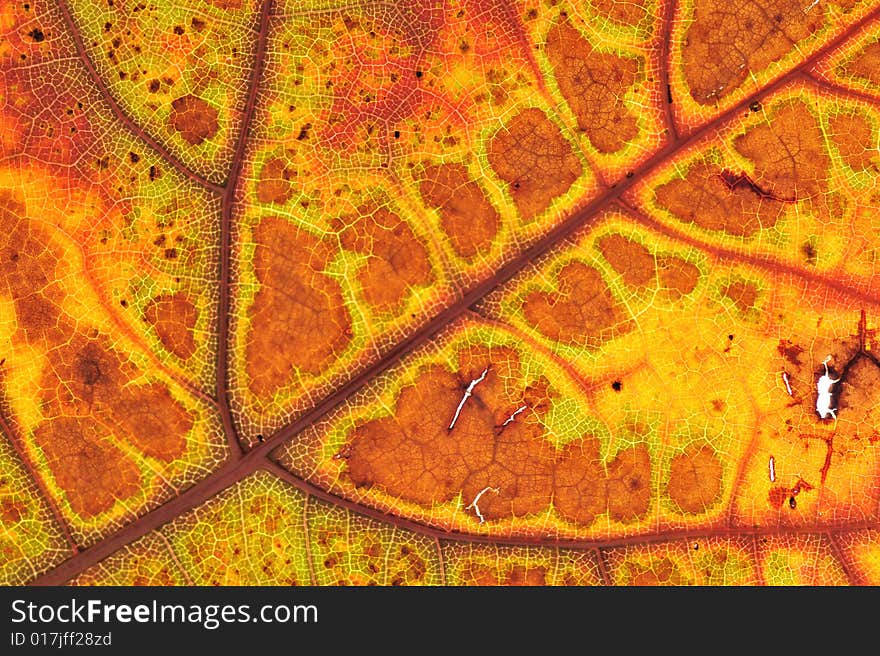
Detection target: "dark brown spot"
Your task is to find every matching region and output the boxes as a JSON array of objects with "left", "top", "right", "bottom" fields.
[
  {"left": 777, "top": 339, "right": 804, "bottom": 364},
  {"left": 77, "top": 351, "right": 103, "bottom": 387},
  {"left": 768, "top": 486, "right": 788, "bottom": 508},
  {"left": 801, "top": 241, "right": 817, "bottom": 265}
]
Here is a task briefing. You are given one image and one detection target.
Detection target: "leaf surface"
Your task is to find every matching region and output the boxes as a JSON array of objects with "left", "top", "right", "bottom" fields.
[{"left": 2, "top": 0, "right": 880, "bottom": 585}]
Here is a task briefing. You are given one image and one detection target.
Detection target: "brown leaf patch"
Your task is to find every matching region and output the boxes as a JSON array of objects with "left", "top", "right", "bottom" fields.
[
  {"left": 487, "top": 107, "right": 582, "bottom": 221},
  {"left": 346, "top": 346, "right": 652, "bottom": 526},
  {"left": 733, "top": 101, "right": 829, "bottom": 203},
  {"left": 843, "top": 39, "right": 880, "bottom": 86},
  {"left": 255, "top": 157, "right": 294, "bottom": 205},
  {"left": 545, "top": 22, "right": 640, "bottom": 153},
  {"left": 246, "top": 217, "right": 352, "bottom": 398},
  {"left": 144, "top": 293, "right": 198, "bottom": 360},
  {"left": 829, "top": 113, "right": 877, "bottom": 171},
  {"left": 620, "top": 556, "right": 688, "bottom": 585},
  {"left": 170, "top": 95, "right": 219, "bottom": 146},
  {"left": 335, "top": 206, "right": 433, "bottom": 313},
  {"left": 667, "top": 445, "right": 723, "bottom": 514},
  {"left": 49, "top": 335, "right": 191, "bottom": 461},
  {"left": 721, "top": 281, "right": 758, "bottom": 313},
  {"left": 522, "top": 262, "right": 630, "bottom": 347},
  {"left": 2, "top": 192, "right": 193, "bottom": 517},
  {"left": 606, "top": 445, "right": 652, "bottom": 522},
  {"left": 683, "top": 0, "right": 824, "bottom": 103},
  {"left": 418, "top": 163, "right": 499, "bottom": 259},
  {"left": 202, "top": 0, "right": 242, "bottom": 8},
  {"left": 598, "top": 234, "right": 657, "bottom": 288},
  {"left": 593, "top": 0, "right": 648, "bottom": 28},
  {"left": 654, "top": 161, "right": 782, "bottom": 237},
  {"left": 553, "top": 439, "right": 606, "bottom": 526},
  {"left": 33, "top": 418, "right": 141, "bottom": 517},
  {"left": 658, "top": 256, "right": 700, "bottom": 298}
]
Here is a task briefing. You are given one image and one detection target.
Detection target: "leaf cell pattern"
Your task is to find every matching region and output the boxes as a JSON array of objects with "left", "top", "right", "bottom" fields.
[{"left": 2, "top": 0, "right": 880, "bottom": 585}]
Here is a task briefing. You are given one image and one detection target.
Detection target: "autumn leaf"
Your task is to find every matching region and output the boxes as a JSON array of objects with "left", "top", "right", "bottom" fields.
[{"left": 2, "top": 0, "right": 880, "bottom": 587}]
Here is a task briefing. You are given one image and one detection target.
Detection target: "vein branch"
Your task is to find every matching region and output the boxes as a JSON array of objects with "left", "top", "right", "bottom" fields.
[
  {"left": 800, "top": 70, "right": 880, "bottom": 107},
  {"left": 55, "top": 0, "right": 225, "bottom": 194},
  {"left": 825, "top": 531, "right": 865, "bottom": 586},
  {"left": 0, "top": 411, "right": 79, "bottom": 556},
  {"left": 216, "top": 0, "right": 275, "bottom": 459},
  {"left": 594, "top": 548, "right": 612, "bottom": 586},
  {"left": 615, "top": 198, "right": 880, "bottom": 306},
  {"left": 659, "top": 0, "right": 680, "bottom": 142}
]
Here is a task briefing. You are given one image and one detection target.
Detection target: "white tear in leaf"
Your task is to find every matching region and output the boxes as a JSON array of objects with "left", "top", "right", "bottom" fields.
[{"left": 448, "top": 366, "right": 489, "bottom": 430}]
